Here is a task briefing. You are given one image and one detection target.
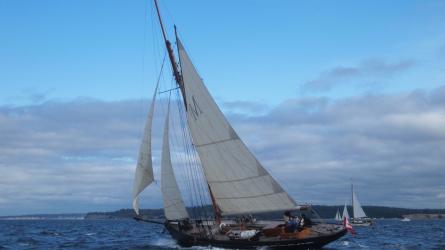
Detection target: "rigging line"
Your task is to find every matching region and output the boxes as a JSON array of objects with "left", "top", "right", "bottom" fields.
[
  {"left": 178, "top": 100, "right": 211, "bottom": 206},
  {"left": 140, "top": 0, "right": 149, "bottom": 135},
  {"left": 182, "top": 118, "right": 216, "bottom": 218},
  {"left": 174, "top": 49, "right": 212, "bottom": 223},
  {"left": 175, "top": 91, "right": 212, "bottom": 224},
  {"left": 173, "top": 42, "right": 211, "bottom": 220},
  {"left": 172, "top": 116, "right": 196, "bottom": 219},
  {"left": 166, "top": 92, "right": 189, "bottom": 209},
  {"left": 150, "top": 0, "right": 165, "bottom": 86},
  {"left": 158, "top": 0, "right": 176, "bottom": 31},
  {"left": 168, "top": 90, "right": 191, "bottom": 209},
  {"left": 175, "top": 93, "right": 203, "bottom": 205},
  {"left": 159, "top": 78, "right": 193, "bottom": 220},
  {"left": 175, "top": 89, "right": 209, "bottom": 225},
  {"left": 154, "top": 54, "right": 167, "bottom": 93},
  {"left": 192, "top": 143, "right": 212, "bottom": 209},
  {"left": 158, "top": 86, "right": 179, "bottom": 94},
  {"left": 169, "top": 83, "right": 198, "bottom": 220},
  {"left": 174, "top": 92, "right": 201, "bottom": 221},
  {"left": 171, "top": 30, "right": 210, "bottom": 220}
]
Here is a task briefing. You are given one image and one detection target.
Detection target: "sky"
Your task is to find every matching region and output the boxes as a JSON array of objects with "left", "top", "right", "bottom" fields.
[{"left": 0, "top": 0, "right": 444, "bottom": 216}]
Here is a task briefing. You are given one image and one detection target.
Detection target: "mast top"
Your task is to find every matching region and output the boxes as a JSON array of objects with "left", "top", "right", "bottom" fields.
[
  {"left": 153, "top": 0, "right": 168, "bottom": 44},
  {"left": 153, "top": 0, "right": 184, "bottom": 94}
]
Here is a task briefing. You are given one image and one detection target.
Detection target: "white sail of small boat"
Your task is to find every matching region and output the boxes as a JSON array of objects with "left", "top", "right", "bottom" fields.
[
  {"left": 350, "top": 183, "right": 372, "bottom": 226},
  {"left": 132, "top": 81, "right": 159, "bottom": 215},
  {"left": 161, "top": 102, "right": 189, "bottom": 220},
  {"left": 335, "top": 209, "right": 342, "bottom": 221},
  {"left": 352, "top": 187, "right": 367, "bottom": 218},
  {"left": 342, "top": 203, "right": 350, "bottom": 219}
]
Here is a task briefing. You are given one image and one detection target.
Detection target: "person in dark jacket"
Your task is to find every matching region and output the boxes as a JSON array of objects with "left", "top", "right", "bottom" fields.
[{"left": 283, "top": 211, "right": 299, "bottom": 232}]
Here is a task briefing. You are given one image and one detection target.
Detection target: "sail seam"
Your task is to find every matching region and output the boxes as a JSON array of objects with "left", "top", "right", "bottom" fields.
[
  {"left": 216, "top": 191, "right": 287, "bottom": 200},
  {"left": 195, "top": 137, "right": 236, "bottom": 147},
  {"left": 209, "top": 174, "right": 268, "bottom": 184}
]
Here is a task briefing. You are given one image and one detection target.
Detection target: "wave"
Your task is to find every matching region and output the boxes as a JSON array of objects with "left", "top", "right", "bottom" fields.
[
  {"left": 17, "top": 237, "right": 39, "bottom": 246},
  {"left": 39, "top": 230, "right": 61, "bottom": 236}
]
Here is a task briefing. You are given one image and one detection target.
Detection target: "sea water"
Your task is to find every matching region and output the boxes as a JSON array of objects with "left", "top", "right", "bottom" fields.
[{"left": 0, "top": 219, "right": 444, "bottom": 249}]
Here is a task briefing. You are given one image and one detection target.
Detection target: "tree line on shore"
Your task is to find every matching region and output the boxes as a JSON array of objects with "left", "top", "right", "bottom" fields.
[{"left": 84, "top": 205, "right": 445, "bottom": 220}]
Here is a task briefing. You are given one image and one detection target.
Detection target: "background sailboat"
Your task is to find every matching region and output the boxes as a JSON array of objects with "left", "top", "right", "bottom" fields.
[
  {"left": 335, "top": 209, "right": 342, "bottom": 221},
  {"left": 350, "top": 183, "right": 372, "bottom": 226},
  {"left": 342, "top": 203, "right": 350, "bottom": 220}
]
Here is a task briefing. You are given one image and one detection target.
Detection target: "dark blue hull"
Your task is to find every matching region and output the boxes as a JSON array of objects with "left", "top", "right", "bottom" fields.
[{"left": 165, "top": 222, "right": 347, "bottom": 249}]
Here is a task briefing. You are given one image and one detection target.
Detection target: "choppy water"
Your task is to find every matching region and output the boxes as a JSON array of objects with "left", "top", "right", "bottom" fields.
[{"left": 0, "top": 219, "right": 444, "bottom": 249}]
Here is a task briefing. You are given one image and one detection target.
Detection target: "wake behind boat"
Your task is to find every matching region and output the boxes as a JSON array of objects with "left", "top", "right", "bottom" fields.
[{"left": 131, "top": 0, "right": 346, "bottom": 248}]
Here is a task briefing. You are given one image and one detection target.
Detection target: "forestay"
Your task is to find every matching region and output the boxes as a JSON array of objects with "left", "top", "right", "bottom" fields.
[
  {"left": 132, "top": 81, "right": 159, "bottom": 215},
  {"left": 352, "top": 190, "right": 367, "bottom": 218},
  {"left": 161, "top": 103, "right": 189, "bottom": 220},
  {"left": 177, "top": 39, "right": 297, "bottom": 215}
]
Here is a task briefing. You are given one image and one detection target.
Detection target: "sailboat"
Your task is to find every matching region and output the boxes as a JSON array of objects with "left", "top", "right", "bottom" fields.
[
  {"left": 132, "top": 0, "right": 347, "bottom": 248},
  {"left": 342, "top": 203, "right": 350, "bottom": 220},
  {"left": 334, "top": 209, "right": 342, "bottom": 221},
  {"left": 350, "top": 184, "right": 372, "bottom": 226}
]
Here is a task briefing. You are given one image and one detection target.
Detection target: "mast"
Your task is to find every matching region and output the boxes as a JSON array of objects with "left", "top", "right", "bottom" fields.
[
  {"left": 153, "top": 0, "right": 186, "bottom": 100},
  {"left": 153, "top": 0, "right": 220, "bottom": 223},
  {"left": 208, "top": 184, "right": 222, "bottom": 224},
  {"left": 351, "top": 182, "right": 354, "bottom": 219}
]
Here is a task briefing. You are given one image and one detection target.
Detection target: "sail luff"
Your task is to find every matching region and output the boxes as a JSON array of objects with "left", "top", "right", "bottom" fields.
[
  {"left": 132, "top": 81, "right": 159, "bottom": 215},
  {"left": 161, "top": 101, "right": 189, "bottom": 220},
  {"left": 352, "top": 189, "right": 367, "bottom": 218},
  {"left": 176, "top": 38, "right": 297, "bottom": 215}
]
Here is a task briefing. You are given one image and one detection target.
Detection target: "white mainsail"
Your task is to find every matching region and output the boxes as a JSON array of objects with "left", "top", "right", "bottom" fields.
[
  {"left": 335, "top": 209, "right": 341, "bottom": 221},
  {"left": 342, "top": 203, "right": 350, "bottom": 219},
  {"left": 161, "top": 103, "right": 189, "bottom": 220},
  {"left": 132, "top": 82, "right": 159, "bottom": 215},
  {"left": 177, "top": 39, "right": 297, "bottom": 215},
  {"left": 352, "top": 188, "right": 367, "bottom": 218}
]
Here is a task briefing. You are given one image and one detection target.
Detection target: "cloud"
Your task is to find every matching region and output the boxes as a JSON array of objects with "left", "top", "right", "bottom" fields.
[
  {"left": 2, "top": 88, "right": 55, "bottom": 106},
  {"left": 1, "top": 86, "right": 444, "bottom": 215},
  {"left": 302, "top": 59, "right": 416, "bottom": 92},
  {"left": 222, "top": 100, "right": 269, "bottom": 114},
  {"left": 226, "top": 85, "right": 445, "bottom": 208},
  {"left": 0, "top": 98, "right": 165, "bottom": 215}
]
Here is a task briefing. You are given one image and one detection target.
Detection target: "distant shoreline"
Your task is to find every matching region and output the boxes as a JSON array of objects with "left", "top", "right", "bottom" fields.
[
  {"left": 2, "top": 205, "right": 444, "bottom": 220},
  {"left": 0, "top": 214, "right": 85, "bottom": 220}
]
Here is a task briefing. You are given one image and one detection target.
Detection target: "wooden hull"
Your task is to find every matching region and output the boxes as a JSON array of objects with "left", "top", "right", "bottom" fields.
[{"left": 165, "top": 222, "right": 347, "bottom": 249}]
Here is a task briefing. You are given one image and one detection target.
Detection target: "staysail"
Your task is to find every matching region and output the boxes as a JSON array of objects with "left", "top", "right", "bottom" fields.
[
  {"left": 352, "top": 189, "right": 367, "bottom": 218},
  {"left": 177, "top": 39, "right": 297, "bottom": 215},
  {"left": 132, "top": 81, "right": 159, "bottom": 215},
  {"left": 161, "top": 102, "right": 189, "bottom": 220},
  {"left": 342, "top": 203, "right": 350, "bottom": 219}
]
